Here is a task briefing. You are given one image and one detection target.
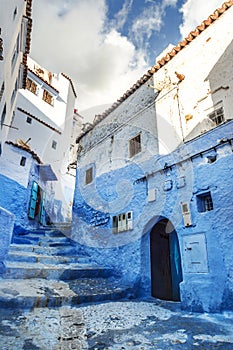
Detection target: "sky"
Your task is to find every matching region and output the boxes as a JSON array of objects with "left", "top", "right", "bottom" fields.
[{"left": 30, "top": 0, "right": 225, "bottom": 119}]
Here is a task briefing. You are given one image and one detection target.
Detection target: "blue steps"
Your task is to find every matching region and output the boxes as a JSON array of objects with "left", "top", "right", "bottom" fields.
[{"left": 0, "top": 228, "right": 134, "bottom": 308}]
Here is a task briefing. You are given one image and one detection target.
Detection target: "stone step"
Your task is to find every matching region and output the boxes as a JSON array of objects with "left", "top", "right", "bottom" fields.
[
  {"left": 6, "top": 251, "right": 91, "bottom": 264},
  {"left": 12, "top": 236, "right": 74, "bottom": 247},
  {"left": 4, "top": 261, "right": 112, "bottom": 280},
  {"left": 0, "top": 278, "right": 134, "bottom": 309},
  {"left": 9, "top": 244, "right": 80, "bottom": 256}
]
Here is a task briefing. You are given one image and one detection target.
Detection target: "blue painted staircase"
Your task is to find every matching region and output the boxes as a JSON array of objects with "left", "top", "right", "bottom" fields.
[{"left": 0, "top": 227, "right": 134, "bottom": 308}]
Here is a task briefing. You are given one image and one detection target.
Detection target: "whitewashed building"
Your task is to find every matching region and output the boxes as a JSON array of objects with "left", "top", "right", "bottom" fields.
[
  {"left": 0, "top": 0, "right": 33, "bottom": 269},
  {"left": 7, "top": 57, "right": 78, "bottom": 223},
  {"left": 0, "top": 0, "right": 32, "bottom": 155},
  {"left": 72, "top": 2, "right": 233, "bottom": 312}
]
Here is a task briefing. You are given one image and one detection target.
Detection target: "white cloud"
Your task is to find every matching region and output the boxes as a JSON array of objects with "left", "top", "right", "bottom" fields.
[
  {"left": 130, "top": 0, "right": 177, "bottom": 49},
  {"left": 31, "top": 0, "right": 148, "bottom": 116},
  {"left": 179, "top": 0, "right": 225, "bottom": 39},
  {"left": 111, "top": 0, "right": 134, "bottom": 31}
]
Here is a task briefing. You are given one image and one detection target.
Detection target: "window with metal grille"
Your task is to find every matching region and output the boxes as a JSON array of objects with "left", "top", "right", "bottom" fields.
[
  {"left": 20, "top": 156, "right": 26, "bottom": 166},
  {"left": 26, "top": 78, "right": 38, "bottom": 95},
  {"left": 85, "top": 167, "right": 93, "bottom": 185},
  {"left": 112, "top": 211, "right": 133, "bottom": 233},
  {"left": 42, "top": 89, "right": 54, "bottom": 106},
  {"left": 129, "top": 134, "right": 141, "bottom": 158},
  {"left": 208, "top": 106, "right": 224, "bottom": 126},
  {"left": 196, "top": 192, "right": 213, "bottom": 213}
]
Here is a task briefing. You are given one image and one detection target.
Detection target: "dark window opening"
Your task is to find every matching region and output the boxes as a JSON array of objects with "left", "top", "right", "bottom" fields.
[
  {"left": 208, "top": 106, "right": 224, "bottom": 126},
  {"left": 197, "top": 192, "right": 213, "bottom": 213},
  {"left": 129, "top": 134, "right": 141, "bottom": 158},
  {"left": 0, "top": 82, "right": 4, "bottom": 101},
  {"left": 13, "top": 7, "right": 17, "bottom": 19},
  {"left": 85, "top": 167, "right": 93, "bottom": 185},
  {"left": 20, "top": 156, "right": 26, "bottom": 166},
  {"left": 52, "top": 140, "right": 57, "bottom": 150},
  {"left": 26, "top": 116, "right": 32, "bottom": 124},
  {"left": 1, "top": 104, "right": 6, "bottom": 129}
]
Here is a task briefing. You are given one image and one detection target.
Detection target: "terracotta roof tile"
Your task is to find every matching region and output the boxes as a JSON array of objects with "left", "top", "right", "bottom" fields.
[
  {"left": 6, "top": 141, "right": 43, "bottom": 164},
  {"left": 61, "top": 73, "right": 77, "bottom": 98},
  {"left": 28, "top": 68, "right": 60, "bottom": 94},
  {"left": 76, "top": 0, "right": 232, "bottom": 139},
  {"left": 21, "top": 0, "right": 33, "bottom": 89}
]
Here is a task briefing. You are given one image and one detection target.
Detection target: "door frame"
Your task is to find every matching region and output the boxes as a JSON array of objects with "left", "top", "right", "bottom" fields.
[{"left": 150, "top": 218, "right": 183, "bottom": 301}]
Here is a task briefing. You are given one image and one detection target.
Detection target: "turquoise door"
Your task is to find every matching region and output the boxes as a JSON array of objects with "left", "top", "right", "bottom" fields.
[
  {"left": 28, "top": 181, "right": 45, "bottom": 225},
  {"left": 170, "top": 230, "right": 183, "bottom": 301},
  {"left": 39, "top": 191, "right": 46, "bottom": 225},
  {"left": 28, "top": 181, "right": 39, "bottom": 219}
]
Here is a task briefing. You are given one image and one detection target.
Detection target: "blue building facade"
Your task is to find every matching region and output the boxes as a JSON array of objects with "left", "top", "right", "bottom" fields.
[
  {"left": 72, "top": 121, "right": 233, "bottom": 312},
  {"left": 72, "top": 3, "right": 233, "bottom": 312}
]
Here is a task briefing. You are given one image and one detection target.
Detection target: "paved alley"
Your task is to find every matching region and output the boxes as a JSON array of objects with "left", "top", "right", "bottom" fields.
[{"left": 0, "top": 299, "right": 233, "bottom": 349}]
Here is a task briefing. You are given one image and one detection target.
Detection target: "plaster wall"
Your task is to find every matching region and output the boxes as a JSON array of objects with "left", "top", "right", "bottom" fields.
[
  {"left": 78, "top": 80, "right": 158, "bottom": 175},
  {"left": 0, "top": 0, "right": 28, "bottom": 150},
  {"left": 153, "top": 6, "right": 233, "bottom": 153},
  {"left": 72, "top": 121, "right": 233, "bottom": 312},
  {"left": 7, "top": 58, "right": 77, "bottom": 222},
  {"left": 0, "top": 207, "right": 15, "bottom": 274}
]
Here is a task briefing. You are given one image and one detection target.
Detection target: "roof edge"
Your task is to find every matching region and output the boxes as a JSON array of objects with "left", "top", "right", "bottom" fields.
[{"left": 77, "top": 0, "right": 233, "bottom": 142}]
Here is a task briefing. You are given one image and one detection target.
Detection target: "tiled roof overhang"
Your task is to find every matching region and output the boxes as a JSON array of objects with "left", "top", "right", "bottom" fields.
[
  {"left": 27, "top": 68, "right": 60, "bottom": 94},
  {"left": 77, "top": 0, "right": 233, "bottom": 141},
  {"left": 17, "top": 107, "right": 62, "bottom": 135},
  {"left": 6, "top": 141, "right": 42, "bottom": 164},
  {"left": 61, "top": 73, "right": 78, "bottom": 98},
  {"left": 21, "top": 0, "right": 33, "bottom": 88}
]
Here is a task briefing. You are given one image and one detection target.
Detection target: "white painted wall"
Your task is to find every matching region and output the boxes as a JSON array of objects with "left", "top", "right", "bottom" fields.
[
  {"left": 153, "top": 6, "right": 233, "bottom": 154},
  {"left": 0, "top": 0, "right": 29, "bottom": 152},
  {"left": 78, "top": 81, "right": 158, "bottom": 176},
  {"left": 7, "top": 57, "right": 77, "bottom": 221},
  {"left": 0, "top": 143, "right": 33, "bottom": 188}
]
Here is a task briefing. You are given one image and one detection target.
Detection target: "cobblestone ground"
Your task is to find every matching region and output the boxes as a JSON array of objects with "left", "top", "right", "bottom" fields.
[{"left": 0, "top": 300, "right": 233, "bottom": 349}]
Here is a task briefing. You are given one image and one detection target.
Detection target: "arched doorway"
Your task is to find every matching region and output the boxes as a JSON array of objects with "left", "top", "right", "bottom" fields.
[{"left": 150, "top": 219, "right": 183, "bottom": 301}]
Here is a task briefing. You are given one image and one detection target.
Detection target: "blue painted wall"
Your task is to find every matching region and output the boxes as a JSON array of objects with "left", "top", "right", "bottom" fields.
[
  {"left": 72, "top": 121, "right": 233, "bottom": 312},
  {"left": 0, "top": 207, "right": 15, "bottom": 274},
  {"left": 0, "top": 173, "right": 29, "bottom": 228}
]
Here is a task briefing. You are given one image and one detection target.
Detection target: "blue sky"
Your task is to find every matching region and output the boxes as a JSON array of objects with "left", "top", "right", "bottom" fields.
[{"left": 31, "top": 0, "right": 224, "bottom": 117}]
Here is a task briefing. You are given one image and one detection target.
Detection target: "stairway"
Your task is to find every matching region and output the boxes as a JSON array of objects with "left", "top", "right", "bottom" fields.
[{"left": 0, "top": 228, "right": 133, "bottom": 309}]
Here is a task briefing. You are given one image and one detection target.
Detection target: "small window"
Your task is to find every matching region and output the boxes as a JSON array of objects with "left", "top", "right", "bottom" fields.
[
  {"left": 11, "top": 34, "right": 20, "bottom": 71},
  {"left": 52, "top": 140, "right": 57, "bottom": 150},
  {"left": 42, "top": 89, "right": 54, "bottom": 106},
  {"left": 129, "top": 134, "right": 141, "bottom": 158},
  {"left": 26, "top": 117, "right": 32, "bottom": 124},
  {"left": 112, "top": 211, "right": 133, "bottom": 233},
  {"left": 85, "top": 167, "right": 93, "bottom": 185},
  {"left": 0, "top": 82, "right": 4, "bottom": 101},
  {"left": 1, "top": 103, "right": 6, "bottom": 129},
  {"left": 13, "top": 7, "right": 17, "bottom": 19},
  {"left": 26, "top": 78, "right": 38, "bottom": 95},
  {"left": 208, "top": 105, "right": 224, "bottom": 126},
  {"left": 196, "top": 192, "right": 213, "bottom": 213},
  {"left": 10, "top": 79, "right": 18, "bottom": 106},
  {"left": 20, "top": 156, "right": 26, "bottom": 166}
]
